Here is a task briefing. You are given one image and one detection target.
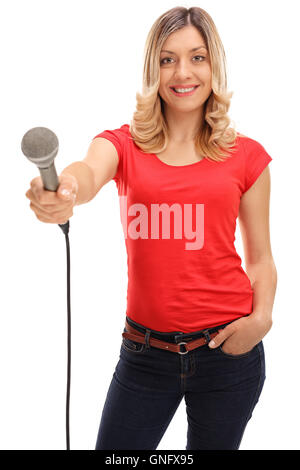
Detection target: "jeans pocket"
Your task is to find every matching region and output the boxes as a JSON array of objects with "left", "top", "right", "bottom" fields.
[
  {"left": 122, "top": 336, "right": 146, "bottom": 353},
  {"left": 217, "top": 343, "right": 258, "bottom": 359}
]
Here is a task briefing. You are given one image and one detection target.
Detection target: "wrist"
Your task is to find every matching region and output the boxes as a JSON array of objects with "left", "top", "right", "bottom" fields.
[{"left": 249, "top": 311, "right": 273, "bottom": 331}]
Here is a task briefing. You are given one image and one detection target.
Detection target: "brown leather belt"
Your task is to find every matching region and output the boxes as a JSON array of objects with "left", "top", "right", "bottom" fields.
[{"left": 122, "top": 319, "right": 220, "bottom": 355}]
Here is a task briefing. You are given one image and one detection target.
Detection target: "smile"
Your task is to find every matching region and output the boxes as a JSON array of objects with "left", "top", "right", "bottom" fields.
[{"left": 169, "top": 85, "right": 199, "bottom": 97}]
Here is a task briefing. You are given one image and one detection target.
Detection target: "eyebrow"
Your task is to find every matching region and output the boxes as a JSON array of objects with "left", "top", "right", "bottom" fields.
[{"left": 160, "top": 46, "right": 207, "bottom": 54}]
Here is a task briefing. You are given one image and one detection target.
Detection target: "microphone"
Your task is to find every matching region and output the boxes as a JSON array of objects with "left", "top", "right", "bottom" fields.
[{"left": 21, "top": 126, "right": 69, "bottom": 234}]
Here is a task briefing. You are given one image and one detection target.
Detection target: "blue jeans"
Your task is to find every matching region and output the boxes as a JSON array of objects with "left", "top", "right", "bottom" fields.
[{"left": 95, "top": 316, "right": 265, "bottom": 450}]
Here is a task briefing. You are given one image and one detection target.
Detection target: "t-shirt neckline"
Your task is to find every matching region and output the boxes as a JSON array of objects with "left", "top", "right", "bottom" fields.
[
  {"left": 125, "top": 124, "right": 209, "bottom": 168},
  {"left": 151, "top": 152, "right": 207, "bottom": 168}
]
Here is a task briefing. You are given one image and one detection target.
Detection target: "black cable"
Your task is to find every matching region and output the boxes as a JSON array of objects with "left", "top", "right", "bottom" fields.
[{"left": 58, "top": 221, "right": 71, "bottom": 450}]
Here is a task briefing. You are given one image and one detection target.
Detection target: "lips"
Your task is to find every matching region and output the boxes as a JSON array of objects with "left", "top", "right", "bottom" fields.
[
  {"left": 170, "top": 87, "right": 198, "bottom": 92},
  {"left": 170, "top": 84, "right": 199, "bottom": 89}
]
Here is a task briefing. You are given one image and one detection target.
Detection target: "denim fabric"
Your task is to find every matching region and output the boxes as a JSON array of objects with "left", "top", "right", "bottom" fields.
[{"left": 95, "top": 316, "right": 265, "bottom": 450}]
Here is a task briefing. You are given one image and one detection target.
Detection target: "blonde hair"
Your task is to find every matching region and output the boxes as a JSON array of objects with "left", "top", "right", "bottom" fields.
[{"left": 129, "top": 6, "right": 238, "bottom": 162}]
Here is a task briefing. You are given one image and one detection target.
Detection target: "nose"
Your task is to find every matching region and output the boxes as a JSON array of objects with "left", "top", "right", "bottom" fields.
[{"left": 173, "top": 58, "right": 193, "bottom": 78}]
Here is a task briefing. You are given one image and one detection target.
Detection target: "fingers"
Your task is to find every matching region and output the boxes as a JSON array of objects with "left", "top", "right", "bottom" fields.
[
  {"left": 25, "top": 189, "right": 71, "bottom": 215},
  {"left": 25, "top": 189, "right": 55, "bottom": 212},
  {"left": 208, "top": 325, "right": 235, "bottom": 348},
  {"left": 26, "top": 175, "right": 77, "bottom": 206},
  {"left": 25, "top": 179, "right": 76, "bottom": 210},
  {"left": 29, "top": 200, "right": 72, "bottom": 223}
]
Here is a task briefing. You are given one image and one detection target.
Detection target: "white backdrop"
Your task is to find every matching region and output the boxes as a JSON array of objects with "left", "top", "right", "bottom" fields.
[{"left": 0, "top": 0, "right": 298, "bottom": 450}]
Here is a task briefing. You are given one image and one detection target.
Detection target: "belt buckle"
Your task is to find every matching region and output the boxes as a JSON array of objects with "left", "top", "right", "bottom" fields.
[{"left": 177, "top": 341, "right": 188, "bottom": 355}]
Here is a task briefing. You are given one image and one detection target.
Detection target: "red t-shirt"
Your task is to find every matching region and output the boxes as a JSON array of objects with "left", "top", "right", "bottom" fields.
[{"left": 92, "top": 124, "right": 272, "bottom": 333}]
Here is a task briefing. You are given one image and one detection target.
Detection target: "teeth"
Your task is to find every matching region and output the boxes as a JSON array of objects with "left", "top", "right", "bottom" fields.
[{"left": 173, "top": 86, "right": 196, "bottom": 93}]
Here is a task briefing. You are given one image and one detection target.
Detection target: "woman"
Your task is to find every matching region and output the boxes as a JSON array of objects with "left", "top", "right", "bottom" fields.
[
  {"left": 87, "top": 7, "right": 277, "bottom": 450},
  {"left": 26, "top": 6, "right": 277, "bottom": 450}
]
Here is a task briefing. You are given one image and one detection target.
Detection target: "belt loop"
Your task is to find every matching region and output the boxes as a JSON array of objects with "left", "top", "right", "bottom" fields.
[
  {"left": 202, "top": 329, "right": 211, "bottom": 344},
  {"left": 145, "top": 329, "right": 151, "bottom": 349}
]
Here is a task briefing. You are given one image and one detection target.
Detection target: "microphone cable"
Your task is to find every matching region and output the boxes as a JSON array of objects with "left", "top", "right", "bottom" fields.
[{"left": 58, "top": 220, "right": 71, "bottom": 450}]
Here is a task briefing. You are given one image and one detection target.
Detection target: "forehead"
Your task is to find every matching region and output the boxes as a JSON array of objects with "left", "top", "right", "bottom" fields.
[{"left": 161, "top": 26, "right": 206, "bottom": 51}]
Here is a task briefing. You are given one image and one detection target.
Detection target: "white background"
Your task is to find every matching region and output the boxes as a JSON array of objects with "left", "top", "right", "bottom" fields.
[{"left": 0, "top": 0, "right": 299, "bottom": 450}]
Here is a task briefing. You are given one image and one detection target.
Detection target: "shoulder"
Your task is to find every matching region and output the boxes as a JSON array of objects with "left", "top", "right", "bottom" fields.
[
  {"left": 92, "top": 123, "right": 131, "bottom": 153},
  {"left": 113, "top": 123, "right": 130, "bottom": 138},
  {"left": 236, "top": 132, "right": 272, "bottom": 193},
  {"left": 110, "top": 123, "right": 131, "bottom": 145},
  {"left": 118, "top": 123, "right": 130, "bottom": 135},
  {"left": 236, "top": 132, "right": 268, "bottom": 155},
  {"left": 93, "top": 123, "right": 130, "bottom": 138}
]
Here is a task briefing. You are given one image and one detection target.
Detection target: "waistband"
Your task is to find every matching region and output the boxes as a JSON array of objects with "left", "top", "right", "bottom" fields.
[{"left": 125, "top": 315, "right": 238, "bottom": 345}]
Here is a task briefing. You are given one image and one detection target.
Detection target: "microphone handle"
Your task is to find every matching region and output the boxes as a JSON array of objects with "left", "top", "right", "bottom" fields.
[
  {"left": 38, "top": 161, "right": 70, "bottom": 234},
  {"left": 39, "top": 160, "right": 59, "bottom": 191}
]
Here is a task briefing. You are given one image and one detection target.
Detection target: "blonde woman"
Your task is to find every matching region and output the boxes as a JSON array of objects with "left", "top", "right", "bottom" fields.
[{"left": 26, "top": 6, "right": 277, "bottom": 450}]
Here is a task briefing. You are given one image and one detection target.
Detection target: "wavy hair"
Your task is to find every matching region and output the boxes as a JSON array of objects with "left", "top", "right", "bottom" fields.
[{"left": 129, "top": 6, "right": 238, "bottom": 162}]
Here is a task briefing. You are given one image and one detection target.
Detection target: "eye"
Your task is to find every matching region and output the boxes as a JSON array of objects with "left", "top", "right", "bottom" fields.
[
  {"left": 193, "top": 55, "right": 205, "bottom": 62},
  {"left": 160, "top": 55, "right": 206, "bottom": 65},
  {"left": 160, "top": 57, "right": 173, "bottom": 65}
]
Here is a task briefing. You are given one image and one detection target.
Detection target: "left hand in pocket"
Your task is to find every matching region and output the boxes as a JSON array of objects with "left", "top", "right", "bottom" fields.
[{"left": 208, "top": 314, "right": 272, "bottom": 355}]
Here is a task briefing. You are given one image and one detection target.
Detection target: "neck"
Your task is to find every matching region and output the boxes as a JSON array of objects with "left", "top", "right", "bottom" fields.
[{"left": 163, "top": 106, "right": 204, "bottom": 143}]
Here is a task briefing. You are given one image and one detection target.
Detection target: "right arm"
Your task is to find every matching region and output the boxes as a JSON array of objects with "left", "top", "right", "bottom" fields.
[
  {"left": 61, "top": 137, "right": 119, "bottom": 206},
  {"left": 25, "top": 137, "right": 119, "bottom": 224}
]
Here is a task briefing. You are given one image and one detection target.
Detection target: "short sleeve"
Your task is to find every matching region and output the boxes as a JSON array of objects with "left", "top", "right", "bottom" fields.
[
  {"left": 92, "top": 126, "right": 126, "bottom": 183},
  {"left": 241, "top": 137, "right": 273, "bottom": 193}
]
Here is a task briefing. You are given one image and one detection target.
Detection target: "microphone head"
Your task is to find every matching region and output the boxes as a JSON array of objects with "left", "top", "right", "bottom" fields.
[{"left": 21, "top": 127, "right": 59, "bottom": 169}]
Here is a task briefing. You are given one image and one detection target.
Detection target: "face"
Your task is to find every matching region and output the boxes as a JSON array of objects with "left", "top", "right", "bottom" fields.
[{"left": 158, "top": 25, "right": 212, "bottom": 113}]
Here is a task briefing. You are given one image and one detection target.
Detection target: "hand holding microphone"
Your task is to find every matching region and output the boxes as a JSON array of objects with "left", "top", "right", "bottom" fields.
[
  {"left": 25, "top": 173, "right": 78, "bottom": 225},
  {"left": 21, "top": 126, "right": 75, "bottom": 234}
]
